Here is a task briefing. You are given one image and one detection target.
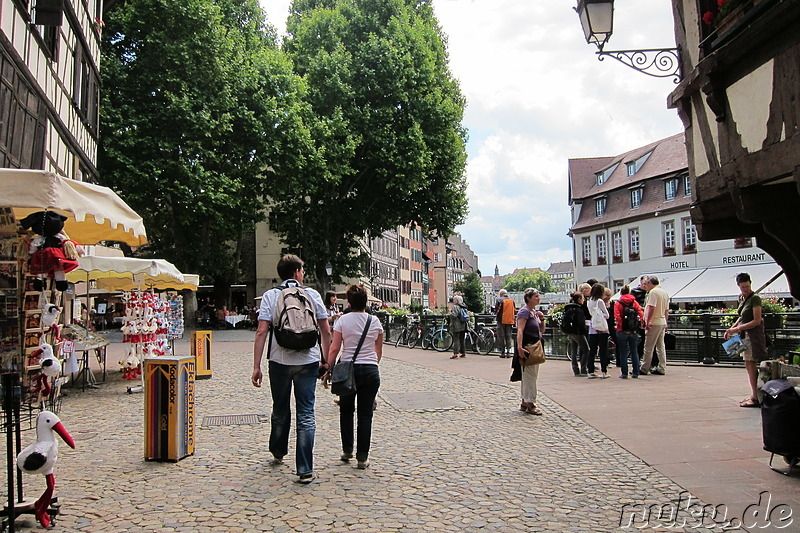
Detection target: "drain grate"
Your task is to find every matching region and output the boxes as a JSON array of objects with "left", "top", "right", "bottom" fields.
[{"left": 202, "top": 414, "right": 265, "bottom": 427}]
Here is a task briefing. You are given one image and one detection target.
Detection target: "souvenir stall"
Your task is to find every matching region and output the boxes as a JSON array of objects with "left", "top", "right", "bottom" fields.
[
  {"left": 0, "top": 169, "right": 147, "bottom": 531},
  {"left": 65, "top": 257, "right": 196, "bottom": 393}
]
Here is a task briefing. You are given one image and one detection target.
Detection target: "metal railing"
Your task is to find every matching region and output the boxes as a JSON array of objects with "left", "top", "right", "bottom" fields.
[{"left": 377, "top": 311, "right": 800, "bottom": 366}]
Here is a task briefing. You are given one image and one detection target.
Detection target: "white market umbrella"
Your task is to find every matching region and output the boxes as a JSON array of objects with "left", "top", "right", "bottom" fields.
[
  {"left": 66, "top": 256, "right": 186, "bottom": 289},
  {"left": 0, "top": 169, "right": 147, "bottom": 246}
]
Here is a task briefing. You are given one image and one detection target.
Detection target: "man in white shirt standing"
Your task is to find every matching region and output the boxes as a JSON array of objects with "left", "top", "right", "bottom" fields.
[
  {"left": 252, "top": 254, "right": 331, "bottom": 483},
  {"left": 639, "top": 275, "right": 669, "bottom": 376}
]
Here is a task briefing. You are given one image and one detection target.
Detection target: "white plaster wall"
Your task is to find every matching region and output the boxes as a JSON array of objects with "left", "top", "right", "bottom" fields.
[
  {"left": 572, "top": 208, "right": 775, "bottom": 288},
  {"left": 727, "top": 60, "right": 774, "bottom": 154}
]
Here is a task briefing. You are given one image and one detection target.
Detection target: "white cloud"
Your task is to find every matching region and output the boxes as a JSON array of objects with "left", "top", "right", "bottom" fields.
[{"left": 260, "top": 0, "right": 684, "bottom": 277}]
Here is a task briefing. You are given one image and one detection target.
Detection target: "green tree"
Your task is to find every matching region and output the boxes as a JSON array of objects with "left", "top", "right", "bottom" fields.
[
  {"left": 273, "top": 0, "right": 469, "bottom": 289},
  {"left": 454, "top": 272, "right": 484, "bottom": 313},
  {"left": 503, "top": 270, "right": 554, "bottom": 293},
  {"left": 99, "top": 0, "right": 314, "bottom": 299}
]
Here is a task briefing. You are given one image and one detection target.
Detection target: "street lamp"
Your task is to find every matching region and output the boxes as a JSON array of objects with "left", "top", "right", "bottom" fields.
[
  {"left": 325, "top": 262, "right": 333, "bottom": 277},
  {"left": 575, "top": 0, "right": 681, "bottom": 82}
]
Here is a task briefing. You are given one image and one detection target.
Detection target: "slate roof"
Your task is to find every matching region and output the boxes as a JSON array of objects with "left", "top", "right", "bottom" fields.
[
  {"left": 547, "top": 261, "right": 573, "bottom": 275},
  {"left": 569, "top": 133, "right": 689, "bottom": 232}
]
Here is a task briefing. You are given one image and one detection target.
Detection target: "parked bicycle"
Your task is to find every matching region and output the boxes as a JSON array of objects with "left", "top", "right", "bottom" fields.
[
  {"left": 421, "top": 317, "right": 453, "bottom": 352},
  {"left": 395, "top": 318, "right": 422, "bottom": 348},
  {"left": 464, "top": 320, "right": 495, "bottom": 355}
]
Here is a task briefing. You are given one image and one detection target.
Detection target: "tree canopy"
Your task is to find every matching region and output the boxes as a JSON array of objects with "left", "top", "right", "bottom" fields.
[
  {"left": 273, "top": 0, "right": 469, "bottom": 288},
  {"left": 503, "top": 270, "right": 554, "bottom": 293},
  {"left": 454, "top": 272, "right": 484, "bottom": 313},
  {"left": 98, "top": 0, "right": 314, "bottom": 287}
]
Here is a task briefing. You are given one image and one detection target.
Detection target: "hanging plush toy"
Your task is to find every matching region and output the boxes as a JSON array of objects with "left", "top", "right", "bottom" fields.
[
  {"left": 29, "top": 343, "right": 62, "bottom": 399},
  {"left": 19, "top": 211, "right": 83, "bottom": 292},
  {"left": 41, "top": 303, "right": 62, "bottom": 340}
]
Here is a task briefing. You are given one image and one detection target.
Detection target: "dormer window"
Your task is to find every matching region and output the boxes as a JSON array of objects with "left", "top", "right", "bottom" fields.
[
  {"left": 594, "top": 162, "right": 619, "bottom": 186},
  {"left": 630, "top": 187, "right": 643, "bottom": 209},
  {"left": 625, "top": 151, "right": 653, "bottom": 177},
  {"left": 595, "top": 198, "right": 606, "bottom": 217},
  {"left": 683, "top": 175, "right": 692, "bottom": 196},
  {"left": 665, "top": 178, "right": 679, "bottom": 200}
]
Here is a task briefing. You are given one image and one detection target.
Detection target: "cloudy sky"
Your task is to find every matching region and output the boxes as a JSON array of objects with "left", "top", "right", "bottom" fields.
[{"left": 259, "top": 0, "right": 684, "bottom": 277}]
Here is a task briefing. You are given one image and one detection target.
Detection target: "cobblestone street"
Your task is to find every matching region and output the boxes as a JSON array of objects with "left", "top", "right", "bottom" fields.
[{"left": 2, "top": 331, "right": 763, "bottom": 532}]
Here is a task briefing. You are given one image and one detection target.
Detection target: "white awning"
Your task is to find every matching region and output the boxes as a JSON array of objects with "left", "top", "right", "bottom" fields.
[
  {"left": 1, "top": 169, "right": 147, "bottom": 246},
  {"left": 613, "top": 269, "right": 705, "bottom": 300},
  {"left": 65, "top": 256, "right": 195, "bottom": 291},
  {"left": 671, "top": 263, "right": 788, "bottom": 302}
]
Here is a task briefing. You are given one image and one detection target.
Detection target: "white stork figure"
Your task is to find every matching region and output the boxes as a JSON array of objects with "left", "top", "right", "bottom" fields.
[{"left": 16, "top": 410, "right": 76, "bottom": 528}]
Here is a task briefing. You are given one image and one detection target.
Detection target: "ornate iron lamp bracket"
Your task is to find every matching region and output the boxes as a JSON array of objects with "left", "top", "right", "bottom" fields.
[{"left": 596, "top": 47, "right": 681, "bottom": 83}]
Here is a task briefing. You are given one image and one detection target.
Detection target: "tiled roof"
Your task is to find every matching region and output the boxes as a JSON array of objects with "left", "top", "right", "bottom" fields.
[
  {"left": 569, "top": 133, "right": 689, "bottom": 232},
  {"left": 547, "top": 261, "right": 573, "bottom": 275},
  {"left": 568, "top": 133, "right": 687, "bottom": 201}
]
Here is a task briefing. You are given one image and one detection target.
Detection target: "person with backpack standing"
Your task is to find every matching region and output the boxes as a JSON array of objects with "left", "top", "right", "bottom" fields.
[
  {"left": 252, "top": 254, "right": 332, "bottom": 484},
  {"left": 450, "top": 295, "right": 468, "bottom": 359},
  {"left": 494, "top": 289, "right": 516, "bottom": 358},
  {"left": 561, "top": 291, "right": 589, "bottom": 376},
  {"left": 614, "top": 285, "right": 644, "bottom": 379}
]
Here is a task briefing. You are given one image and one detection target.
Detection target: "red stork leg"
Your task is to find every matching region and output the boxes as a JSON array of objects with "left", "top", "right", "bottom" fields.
[{"left": 34, "top": 473, "right": 56, "bottom": 528}]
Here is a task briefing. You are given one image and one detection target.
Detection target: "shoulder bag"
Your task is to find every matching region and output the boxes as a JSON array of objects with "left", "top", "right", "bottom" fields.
[
  {"left": 330, "top": 315, "right": 372, "bottom": 396},
  {"left": 521, "top": 339, "right": 545, "bottom": 366}
]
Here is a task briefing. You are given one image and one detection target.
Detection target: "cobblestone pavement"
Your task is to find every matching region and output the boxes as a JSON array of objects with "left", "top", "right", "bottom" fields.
[{"left": 4, "top": 341, "right": 746, "bottom": 532}]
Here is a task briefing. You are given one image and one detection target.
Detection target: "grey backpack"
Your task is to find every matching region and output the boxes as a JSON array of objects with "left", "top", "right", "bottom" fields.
[{"left": 270, "top": 284, "right": 319, "bottom": 351}]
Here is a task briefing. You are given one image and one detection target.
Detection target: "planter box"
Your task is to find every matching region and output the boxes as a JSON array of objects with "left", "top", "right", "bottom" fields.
[{"left": 764, "top": 314, "right": 783, "bottom": 329}]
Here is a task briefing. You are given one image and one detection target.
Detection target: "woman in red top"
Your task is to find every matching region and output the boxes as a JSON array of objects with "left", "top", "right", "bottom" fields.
[{"left": 614, "top": 285, "right": 644, "bottom": 379}]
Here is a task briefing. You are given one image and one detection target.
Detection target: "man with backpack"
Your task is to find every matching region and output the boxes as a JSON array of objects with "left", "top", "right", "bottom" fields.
[
  {"left": 561, "top": 291, "right": 589, "bottom": 376},
  {"left": 252, "top": 254, "right": 332, "bottom": 484},
  {"left": 613, "top": 285, "right": 644, "bottom": 378},
  {"left": 494, "top": 289, "right": 516, "bottom": 357}
]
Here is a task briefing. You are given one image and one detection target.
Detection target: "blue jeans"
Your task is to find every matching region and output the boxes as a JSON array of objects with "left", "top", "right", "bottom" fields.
[
  {"left": 616, "top": 330, "right": 640, "bottom": 377},
  {"left": 338, "top": 364, "right": 381, "bottom": 462},
  {"left": 268, "top": 361, "right": 318, "bottom": 477}
]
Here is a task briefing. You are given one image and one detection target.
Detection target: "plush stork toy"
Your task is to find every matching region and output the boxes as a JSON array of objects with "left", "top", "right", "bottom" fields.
[
  {"left": 41, "top": 303, "right": 62, "bottom": 340},
  {"left": 29, "top": 343, "right": 62, "bottom": 399},
  {"left": 19, "top": 211, "right": 82, "bottom": 292},
  {"left": 16, "top": 410, "right": 76, "bottom": 528}
]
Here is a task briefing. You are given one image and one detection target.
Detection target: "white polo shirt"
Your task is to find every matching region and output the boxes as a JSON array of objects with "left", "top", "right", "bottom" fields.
[{"left": 258, "top": 280, "right": 328, "bottom": 365}]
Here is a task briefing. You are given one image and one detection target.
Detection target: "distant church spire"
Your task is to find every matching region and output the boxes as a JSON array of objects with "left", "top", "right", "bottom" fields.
[{"left": 494, "top": 264, "right": 499, "bottom": 277}]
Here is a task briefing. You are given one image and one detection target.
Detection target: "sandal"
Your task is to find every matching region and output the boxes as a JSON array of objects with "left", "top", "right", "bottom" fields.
[
  {"left": 739, "top": 397, "right": 760, "bottom": 408},
  {"left": 450, "top": 354, "right": 459, "bottom": 359},
  {"left": 459, "top": 353, "right": 466, "bottom": 358},
  {"left": 525, "top": 406, "right": 543, "bottom": 415}
]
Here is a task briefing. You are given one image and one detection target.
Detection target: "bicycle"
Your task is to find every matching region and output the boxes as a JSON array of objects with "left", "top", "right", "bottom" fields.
[
  {"left": 395, "top": 319, "right": 423, "bottom": 348},
  {"left": 421, "top": 318, "right": 453, "bottom": 352},
  {"left": 464, "top": 320, "right": 495, "bottom": 355}
]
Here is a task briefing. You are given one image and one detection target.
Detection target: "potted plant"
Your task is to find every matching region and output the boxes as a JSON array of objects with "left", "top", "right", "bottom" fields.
[
  {"left": 597, "top": 256, "right": 606, "bottom": 265},
  {"left": 582, "top": 258, "right": 591, "bottom": 267},
  {"left": 683, "top": 244, "right": 696, "bottom": 254},
  {"left": 663, "top": 247, "right": 676, "bottom": 256},
  {"left": 629, "top": 252, "right": 640, "bottom": 261},
  {"left": 612, "top": 255, "right": 623, "bottom": 264},
  {"left": 761, "top": 299, "right": 786, "bottom": 329}
]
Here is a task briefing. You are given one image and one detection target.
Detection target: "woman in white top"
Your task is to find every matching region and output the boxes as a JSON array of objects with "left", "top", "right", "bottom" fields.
[
  {"left": 324, "top": 284, "right": 383, "bottom": 469},
  {"left": 586, "top": 283, "right": 610, "bottom": 379}
]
